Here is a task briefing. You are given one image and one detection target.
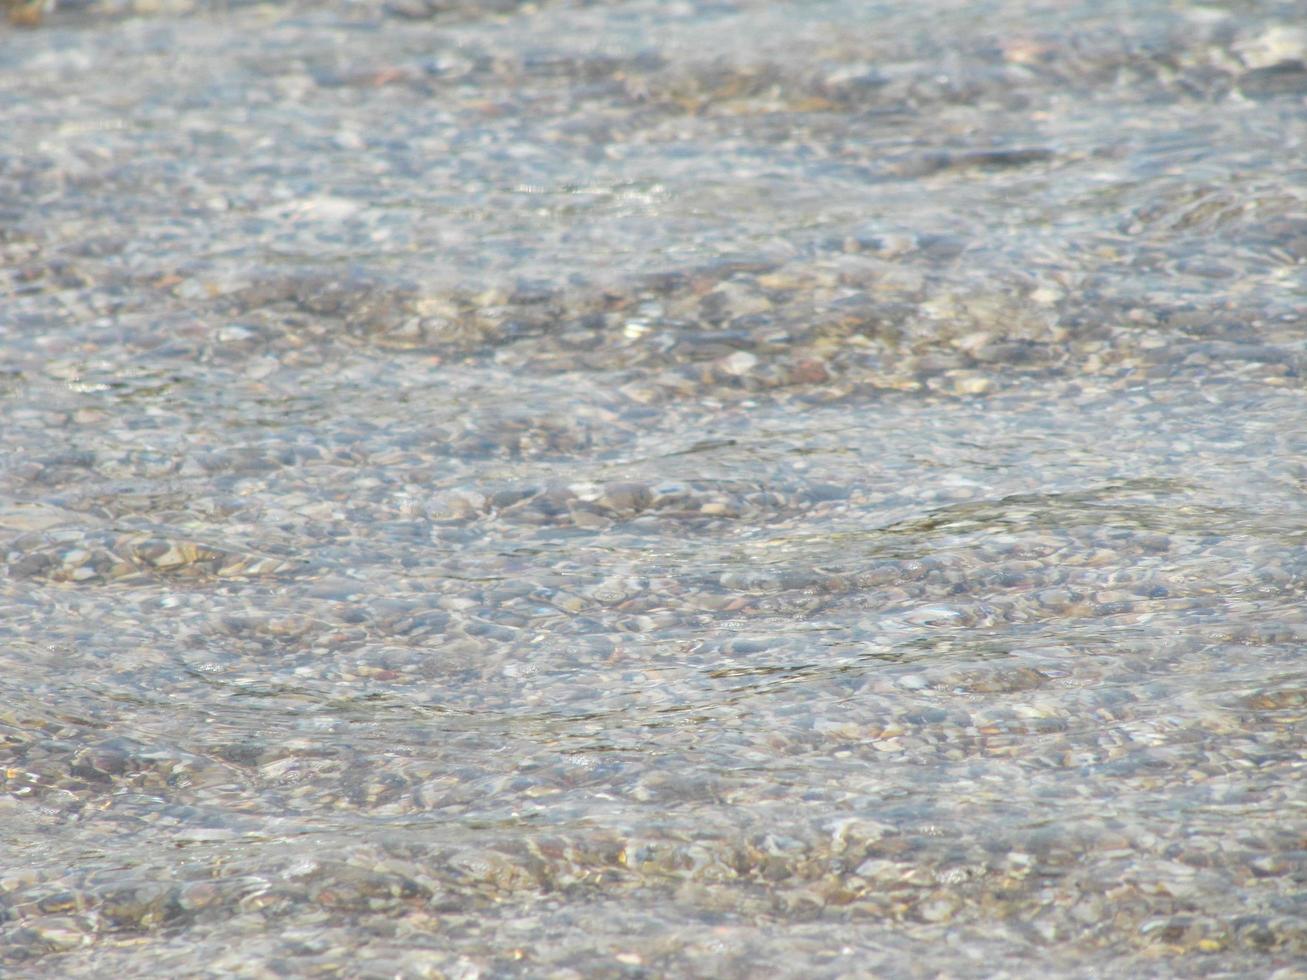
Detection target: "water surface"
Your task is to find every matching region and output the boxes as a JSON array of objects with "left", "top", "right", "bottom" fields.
[{"left": 1, "top": 0, "right": 1305, "bottom": 975}]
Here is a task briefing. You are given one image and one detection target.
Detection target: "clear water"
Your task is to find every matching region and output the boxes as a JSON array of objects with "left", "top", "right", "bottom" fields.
[{"left": 1, "top": 0, "right": 1305, "bottom": 975}]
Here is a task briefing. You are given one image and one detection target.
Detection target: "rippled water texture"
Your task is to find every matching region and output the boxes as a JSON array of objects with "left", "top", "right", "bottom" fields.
[{"left": 2, "top": 0, "right": 1306, "bottom": 975}]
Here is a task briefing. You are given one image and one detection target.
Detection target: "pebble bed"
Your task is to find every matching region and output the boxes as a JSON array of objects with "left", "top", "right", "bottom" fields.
[{"left": 2, "top": 0, "right": 1306, "bottom": 976}]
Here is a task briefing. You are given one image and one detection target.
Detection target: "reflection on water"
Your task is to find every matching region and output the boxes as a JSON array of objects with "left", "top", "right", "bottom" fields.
[{"left": 2, "top": 0, "right": 1306, "bottom": 975}]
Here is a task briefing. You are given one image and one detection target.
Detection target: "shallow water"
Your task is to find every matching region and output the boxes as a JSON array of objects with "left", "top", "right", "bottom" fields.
[{"left": 2, "top": 0, "right": 1306, "bottom": 975}]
